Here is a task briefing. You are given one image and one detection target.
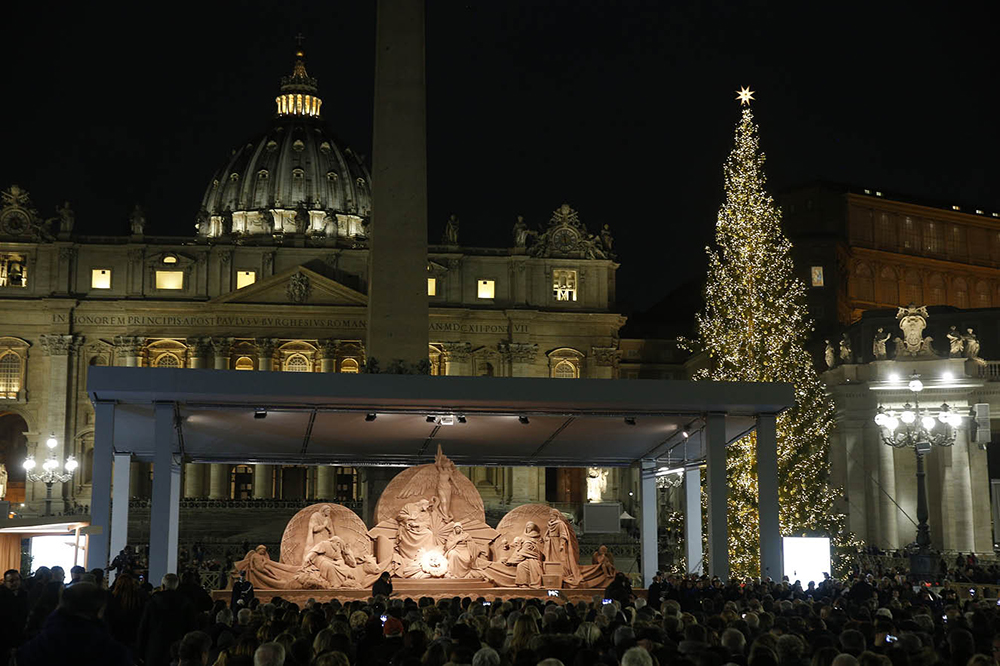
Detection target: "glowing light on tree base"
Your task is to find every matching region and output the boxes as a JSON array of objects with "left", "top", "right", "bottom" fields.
[{"left": 694, "top": 101, "right": 861, "bottom": 577}]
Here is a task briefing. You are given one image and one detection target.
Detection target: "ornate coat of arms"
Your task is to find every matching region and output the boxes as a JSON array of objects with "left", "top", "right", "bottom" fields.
[{"left": 894, "top": 304, "right": 935, "bottom": 357}]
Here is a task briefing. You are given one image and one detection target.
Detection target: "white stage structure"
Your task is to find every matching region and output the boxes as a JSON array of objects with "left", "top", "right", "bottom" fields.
[{"left": 86, "top": 367, "right": 793, "bottom": 585}]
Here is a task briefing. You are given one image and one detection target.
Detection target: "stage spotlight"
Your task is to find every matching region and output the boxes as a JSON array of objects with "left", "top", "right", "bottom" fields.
[
  {"left": 624, "top": 417, "right": 636, "bottom": 426},
  {"left": 365, "top": 413, "right": 377, "bottom": 422},
  {"left": 254, "top": 408, "right": 267, "bottom": 420},
  {"left": 518, "top": 416, "right": 530, "bottom": 425},
  {"left": 457, "top": 415, "right": 467, "bottom": 424},
  {"left": 426, "top": 416, "right": 436, "bottom": 423}
]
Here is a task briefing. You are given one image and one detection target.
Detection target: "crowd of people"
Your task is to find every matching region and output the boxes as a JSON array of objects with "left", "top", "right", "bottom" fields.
[{"left": 3, "top": 562, "right": 1000, "bottom": 666}]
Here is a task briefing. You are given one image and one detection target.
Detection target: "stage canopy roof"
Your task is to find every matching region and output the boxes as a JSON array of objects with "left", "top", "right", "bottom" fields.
[{"left": 87, "top": 367, "right": 794, "bottom": 468}]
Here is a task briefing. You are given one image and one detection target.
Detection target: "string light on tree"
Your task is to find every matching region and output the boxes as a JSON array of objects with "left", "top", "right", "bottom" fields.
[{"left": 693, "top": 88, "right": 859, "bottom": 576}]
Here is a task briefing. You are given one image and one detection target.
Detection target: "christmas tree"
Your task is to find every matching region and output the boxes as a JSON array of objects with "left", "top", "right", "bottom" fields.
[{"left": 695, "top": 89, "right": 850, "bottom": 576}]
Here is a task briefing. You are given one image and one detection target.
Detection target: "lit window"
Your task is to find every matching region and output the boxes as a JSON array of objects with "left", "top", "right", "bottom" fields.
[
  {"left": 91, "top": 269, "right": 111, "bottom": 289},
  {"left": 553, "top": 269, "right": 578, "bottom": 301},
  {"left": 284, "top": 354, "right": 310, "bottom": 372},
  {"left": 155, "top": 354, "right": 180, "bottom": 368},
  {"left": 155, "top": 271, "right": 184, "bottom": 290},
  {"left": 427, "top": 278, "right": 437, "bottom": 296},
  {"left": 0, "top": 253, "right": 28, "bottom": 288},
  {"left": 810, "top": 266, "right": 824, "bottom": 287},
  {"left": 477, "top": 280, "right": 495, "bottom": 299},
  {"left": 553, "top": 360, "right": 578, "bottom": 379},
  {"left": 0, "top": 352, "right": 22, "bottom": 399},
  {"left": 234, "top": 356, "right": 254, "bottom": 371},
  {"left": 340, "top": 358, "right": 360, "bottom": 374},
  {"left": 162, "top": 254, "right": 178, "bottom": 264},
  {"left": 236, "top": 271, "right": 256, "bottom": 289}
]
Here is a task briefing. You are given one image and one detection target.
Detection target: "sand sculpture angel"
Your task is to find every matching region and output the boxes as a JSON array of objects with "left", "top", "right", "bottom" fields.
[{"left": 397, "top": 444, "right": 481, "bottom": 524}]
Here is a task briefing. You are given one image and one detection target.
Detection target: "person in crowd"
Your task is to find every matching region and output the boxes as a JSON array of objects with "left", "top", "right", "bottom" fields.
[
  {"left": 0, "top": 569, "right": 29, "bottom": 660},
  {"left": 105, "top": 571, "right": 149, "bottom": 650},
  {"left": 233, "top": 569, "right": 255, "bottom": 610},
  {"left": 16, "top": 582, "right": 131, "bottom": 665},
  {"left": 136, "top": 573, "right": 197, "bottom": 666},
  {"left": 372, "top": 571, "right": 393, "bottom": 598}
]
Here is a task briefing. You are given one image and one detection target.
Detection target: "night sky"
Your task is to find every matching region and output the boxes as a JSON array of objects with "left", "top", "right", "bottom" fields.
[{"left": 2, "top": 2, "right": 997, "bottom": 315}]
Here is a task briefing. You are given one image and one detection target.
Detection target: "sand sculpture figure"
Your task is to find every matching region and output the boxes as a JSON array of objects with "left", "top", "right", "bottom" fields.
[{"left": 235, "top": 446, "right": 617, "bottom": 590}]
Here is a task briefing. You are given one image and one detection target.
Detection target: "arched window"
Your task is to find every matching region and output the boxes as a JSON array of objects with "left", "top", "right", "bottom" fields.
[
  {"left": 953, "top": 278, "right": 969, "bottom": 309},
  {"left": 89, "top": 355, "right": 108, "bottom": 367},
  {"left": 928, "top": 274, "right": 946, "bottom": 306},
  {"left": 849, "top": 263, "right": 874, "bottom": 303},
  {"left": 339, "top": 358, "right": 359, "bottom": 374},
  {"left": 155, "top": 353, "right": 180, "bottom": 368},
  {"left": 904, "top": 271, "right": 922, "bottom": 305},
  {"left": 975, "top": 281, "right": 991, "bottom": 308},
  {"left": 553, "top": 360, "right": 578, "bottom": 379},
  {"left": 877, "top": 267, "right": 898, "bottom": 305},
  {"left": 480, "top": 362, "right": 494, "bottom": 377},
  {"left": 0, "top": 352, "right": 21, "bottom": 399},
  {"left": 234, "top": 356, "right": 254, "bottom": 371},
  {"left": 284, "top": 354, "right": 310, "bottom": 372}
]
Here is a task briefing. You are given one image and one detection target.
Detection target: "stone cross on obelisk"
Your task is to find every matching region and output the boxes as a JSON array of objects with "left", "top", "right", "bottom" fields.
[{"left": 367, "top": 0, "right": 429, "bottom": 371}]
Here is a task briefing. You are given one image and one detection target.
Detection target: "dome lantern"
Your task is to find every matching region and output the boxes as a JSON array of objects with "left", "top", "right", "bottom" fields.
[{"left": 275, "top": 35, "right": 322, "bottom": 119}]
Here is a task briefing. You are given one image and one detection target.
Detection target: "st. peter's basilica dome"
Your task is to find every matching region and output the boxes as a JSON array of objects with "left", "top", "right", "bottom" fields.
[{"left": 197, "top": 46, "right": 372, "bottom": 241}]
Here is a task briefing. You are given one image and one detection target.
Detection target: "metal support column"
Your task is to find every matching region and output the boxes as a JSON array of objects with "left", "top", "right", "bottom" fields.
[
  {"left": 684, "top": 468, "right": 703, "bottom": 575},
  {"left": 639, "top": 460, "right": 658, "bottom": 587},
  {"left": 108, "top": 451, "right": 132, "bottom": 581},
  {"left": 87, "top": 401, "right": 115, "bottom": 569},
  {"left": 706, "top": 412, "right": 729, "bottom": 581},
  {"left": 148, "top": 403, "right": 180, "bottom": 584},
  {"left": 756, "top": 413, "right": 782, "bottom": 580}
]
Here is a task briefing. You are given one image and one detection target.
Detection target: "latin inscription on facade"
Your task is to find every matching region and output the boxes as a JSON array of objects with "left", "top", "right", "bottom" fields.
[{"left": 59, "top": 312, "right": 528, "bottom": 334}]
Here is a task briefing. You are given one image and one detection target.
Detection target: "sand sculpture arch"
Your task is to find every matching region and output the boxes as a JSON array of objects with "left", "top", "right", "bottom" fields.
[{"left": 280, "top": 501, "right": 372, "bottom": 567}]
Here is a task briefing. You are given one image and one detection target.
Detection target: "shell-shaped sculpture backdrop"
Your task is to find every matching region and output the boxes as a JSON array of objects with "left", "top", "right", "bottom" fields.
[
  {"left": 375, "top": 457, "right": 486, "bottom": 527},
  {"left": 494, "top": 503, "right": 580, "bottom": 556},
  {"left": 280, "top": 502, "right": 372, "bottom": 566}
]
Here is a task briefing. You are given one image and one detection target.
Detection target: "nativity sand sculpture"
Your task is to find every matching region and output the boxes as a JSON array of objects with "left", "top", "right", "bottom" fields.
[{"left": 236, "top": 445, "right": 617, "bottom": 590}]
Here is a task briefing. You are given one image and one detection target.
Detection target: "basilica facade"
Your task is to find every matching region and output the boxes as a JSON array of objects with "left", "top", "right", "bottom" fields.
[{"left": 0, "top": 50, "right": 642, "bottom": 520}]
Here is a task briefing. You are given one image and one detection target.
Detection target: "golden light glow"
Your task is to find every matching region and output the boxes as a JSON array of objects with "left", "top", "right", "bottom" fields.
[
  {"left": 427, "top": 277, "right": 437, "bottom": 296},
  {"left": 236, "top": 270, "right": 256, "bottom": 289},
  {"left": 155, "top": 270, "right": 184, "bottom": 290},
  {"left": 477, "top": 279, "right": 495, "bottom": 299},
  {"left": 90, "top": 269, "right": 111, "bottom": 289},
  {"left": 736, "top": 86, "right": 755, "bottom": 106},
  {"left": 695, "top": 104, "right": 855, "bottom": 577},
  {"left": 276, "top": 93, "right": 322, "bottom": 117}
]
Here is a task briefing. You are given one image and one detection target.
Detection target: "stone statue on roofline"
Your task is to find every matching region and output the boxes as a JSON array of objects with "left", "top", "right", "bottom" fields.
[
  {"left": 130, "top": 205, "right": 146, "bottom": 236},
  {"left": 947, "top": 326, "right": 964, "bottom": 357},
  {"left": 839, "top": 333, "right": 852, "bottom": 364},
  {"left": 964, "top": 327, "right": 985, "bottom": 365},
  {"left": 824, "top": 340, "right": 835, "bottom": 369},
  {"left": 873, "top": 327, "right": 890, "bottom": 360},
  {"left": 443, "top": 214, "right": 459, "bottom": 245}
]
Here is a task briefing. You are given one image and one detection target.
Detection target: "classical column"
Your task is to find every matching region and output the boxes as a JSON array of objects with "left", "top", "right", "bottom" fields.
[
  {"left": 705, "top": 413, "right": 729, "bottom": 581},
  {"left": 211, "top": 337, "right": 232, "bottom": 370},
  {"left": 253, "top": 464, "right": 274, "bottom": 500},
  {"left": 684, "top": 468, "right": 703, "bottom": 575},
  {"left": 316, "top": 466, "right": 336, "bottom": 499},
  {"left": 877, "top": 432, "right": 900, "bottom": 549},
  {"left": 183, "top": 464, "right": 206, "bottom": 498},
  {"left": 255, "top": 338, "right": 276, "bottom": 372},
  {"left": 186, "top": 337, "right": 210, "bottom": 369},
  {"left": 318, "top": 340, "right": 339, "bottom": 373},
  {"left": 87, "top": 401, "right": 115, "bottom": 569},
  {"left": 368, "top": 0, "right": 429, "bottom": 369},
  {"left": 939, "top": 426, "right": 975, "bottom": 552},
  {"left": 149, "top": 403, "right": 181, "bottom": 583},
  {"left": 756, "top": 413, "right": 782, "bottom": 581},
  {"left": 969, "top": 424, "right": 993, "bottom": 553},
  {"left": 113, "top": 335, "right": 144, "bottom": 367},
  {"left": 38, "top": 334, "right": 83, "bottom": 513},
  {"left": 441, "top": 342, "right": 472, "bottom": 376},
  {"left": 208, "top": 464, "right": 230, "bottom": 500},
  {"left": 639, "top": 461, "right": 658, "bottom": 587}
]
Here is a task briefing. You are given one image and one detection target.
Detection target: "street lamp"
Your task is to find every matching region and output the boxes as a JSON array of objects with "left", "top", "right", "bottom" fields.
[
  {"left": 873, "top": 371, "right": 959, "bottom": 580},
  {"left": 23, "top": 433, "right": 78, "bottom": 517}
]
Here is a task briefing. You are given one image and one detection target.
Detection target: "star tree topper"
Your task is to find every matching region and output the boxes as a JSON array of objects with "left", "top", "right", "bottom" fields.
[{"left": 736, "top": 86, "right": 755, "bottom": 106}]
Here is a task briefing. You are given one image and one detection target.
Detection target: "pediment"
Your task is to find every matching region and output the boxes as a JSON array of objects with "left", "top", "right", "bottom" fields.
[{"left": 211, "top": 266, "right": 367, "bottom": 306}]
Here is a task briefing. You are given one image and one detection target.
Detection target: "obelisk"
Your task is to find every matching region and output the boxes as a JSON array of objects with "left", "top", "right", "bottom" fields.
[
  {"left": 367, "top": 0, "right": 429, "bottom": 370},
  {"left": 364, "top": 0, "right": 430, "bottom": 524}
]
